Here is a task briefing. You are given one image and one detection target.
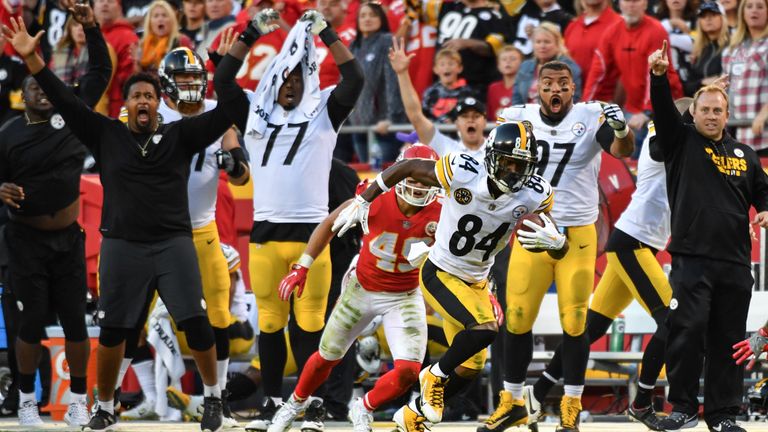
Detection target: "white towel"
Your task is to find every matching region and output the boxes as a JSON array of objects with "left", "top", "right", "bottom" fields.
[
  {"left": 246, "top": 21, "right": 323, "bottom": 138},
  {"left": 147, "top": 299, "right": 185, "bottom": 383}
]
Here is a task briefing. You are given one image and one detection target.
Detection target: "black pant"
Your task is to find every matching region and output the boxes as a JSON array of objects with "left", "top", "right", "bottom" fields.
[{"left": 665, "top": 255, "right": 753, "bottom": 424}]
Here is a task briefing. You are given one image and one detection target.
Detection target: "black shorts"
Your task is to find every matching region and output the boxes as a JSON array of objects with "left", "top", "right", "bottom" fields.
[
  {"left": 97, "top": 236, "right": 207, "bottom": 329},
  {"left": 4, "top": 221, "right": 87, "bottom": 321}
]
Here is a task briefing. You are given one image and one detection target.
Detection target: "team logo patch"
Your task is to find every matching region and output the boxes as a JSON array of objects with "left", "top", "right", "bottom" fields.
[
  {"left": 16, "top": 301, "right": 23, "bottom": 312},
  {"left": 152, "top": 135, "right": 163, "bottom": 144},
  {"left": 734, "top": 148, "right": 745, "bottom": 158},
  {"left": 98, "top": 310, "right": 105, "bottom": 319},
  {"left": 201, "top": 299, "right": 207, "bottom": 310},
  {"left": 572, "top": 122, "right": 586, "bottom": 137},
  {"left": 426, "top": 221, "right": 438, "bottom": 236},
  {"left": 402, "top": 220, "right": 412, "bottom": 229},
  {"left": 157, "top": 112, "right": 164, "bottom": 124},
  {"left": 479, "top": 10, "right": 491, "bottom": 20},
  {"left": 512, "top": 205, "right": 528, "bottom": 219},
  {"left": 454, "top": 188, "right": 473, "bottom": 205},
  {"left": 50, "top": 114, "right": 65, "bottom": 130},
  {"left": 669, "top": 298, "right": 678, "bottom": 310},
  {"left": 0, "top": 69, "right": 7, "bottom": 81},
  {"left": 365, "top": 53, "right": 376, "bottom": 62}
]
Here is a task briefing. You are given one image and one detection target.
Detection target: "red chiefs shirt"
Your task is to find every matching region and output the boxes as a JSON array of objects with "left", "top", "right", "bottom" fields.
[
  {"left": 206, "top": 11, "right": 288, "bottom": 94},
  {"left": 564, "top": 7, "right": 622, "bottom": 102},
  {"left": 356, "top": 190, "right": 441, "bottom": 293},
  {"left": 486, "top": 80, "right": 513, "bottom": 120},
  {"left": 387, "top": 0, "right": 437, "bottom": 96},
  {"left": 316, "top": 23, "right": 356, "bottom": 89}
]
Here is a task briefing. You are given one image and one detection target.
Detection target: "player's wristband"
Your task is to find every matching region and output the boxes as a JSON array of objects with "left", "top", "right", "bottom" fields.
[
  {"left": 297, "top": 253, "right": 314, "bottom": 268},
  {"left": 375, "top": 172, "right": 390, "bottom": 192},
  {"left": 614, "top": 125, "right": 629, "bottom": 139},
  {"left": 239, "top": 24, "right": 262, "bottom": 47},
  {"left": 228, "top": 147, "right": 248, "bottom": 178},
  {"left": 319, "top": 26, "right": 340, "bottom": 46}
]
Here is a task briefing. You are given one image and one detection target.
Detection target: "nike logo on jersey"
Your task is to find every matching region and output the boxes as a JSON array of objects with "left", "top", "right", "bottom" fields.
[
  {"left": 579, "top": 244, "right": 588, "bottom": 249},
  {"left": 207, "top": 239, "right": 214, "bottom": 245}
]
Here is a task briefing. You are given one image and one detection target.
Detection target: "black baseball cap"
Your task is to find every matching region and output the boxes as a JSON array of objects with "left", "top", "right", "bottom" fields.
[
  {"left": 452, "top": 97, "right": 486, "bottom": 118},
  {"left": 698, "top": 1, "right": 724, "bottom": 16}
]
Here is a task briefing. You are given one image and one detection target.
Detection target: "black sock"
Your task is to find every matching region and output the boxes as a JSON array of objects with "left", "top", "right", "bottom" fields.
[
  {"left": 634, "top": 387, "right": 653, "bottom": 408},
  {"left": 561, "top": 332, "right": 589, "bottom": 386},
  {"left": 289, "top": 327, "right": 323, "bottom": 375},
  {"left": 437, "top": 329, "right": 496, "bottom": 374},
  {"left": 213, "top": 327, "right": 230, "bottom": 361},
  {"left": 444, "top": 374, "right": 472, "bottom": 400},
  {"left": 504, "top": 330, "right": 532, "bottom": 383},
  {"left": 533, "top": 372, "right": 557, "bottom": 403},
  {"left": 19, "top": 373, "right": 35, "bottom": 394},
  {"left": 258, "top": 330, "right": 286, "bottom": 398},
  {"left": 226, "top": 373, "right": 258, "bottom": 402},
  {"left": 70, "top": 376, "right": 86, "bottom": 394}
]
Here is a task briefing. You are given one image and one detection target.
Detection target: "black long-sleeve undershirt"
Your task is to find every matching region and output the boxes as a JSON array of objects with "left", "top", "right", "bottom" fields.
[{"left": 32, "top": 65, "right": 234, "bottom": 241}]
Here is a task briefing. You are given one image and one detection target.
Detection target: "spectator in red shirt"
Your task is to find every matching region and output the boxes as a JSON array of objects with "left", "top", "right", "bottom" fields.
[
  {"left": 486, "top": 44, "right": 523, "bottom": 119},
  {"left": 385, "top": 0, "right": 438, "bottom": 96},
  {"left": 583, "top": 0, "right": 683, "bottom": 136},
  {"left": 564, "top": 0, "right": 622, "bottom": 101},
  {"left": 95, "top": 0, "right": 139, "bottom": 117},
  {"left": 317, "top": 0, "right": 357, "bottom": 88}
]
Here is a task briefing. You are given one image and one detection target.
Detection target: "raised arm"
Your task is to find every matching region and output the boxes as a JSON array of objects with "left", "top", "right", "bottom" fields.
[
  {"left": 3, "top": 17, "right": 104, "bottom": 148},
  {"left": 389, "top": 36, "right": 435, "bottom": 144},
  {"left": 649, "top": 40, "right": 686, "bottom": 160},
  {"left": 64, "top": 0, "right": 112, "bottom": 108}
]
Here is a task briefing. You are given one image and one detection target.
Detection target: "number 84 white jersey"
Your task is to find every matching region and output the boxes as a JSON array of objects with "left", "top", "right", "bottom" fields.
[
  {"left": 498, "top": 102, "right": 613, "bottom": 227},
  {"left": 429, "top": 152, "right": 554, "bottom": 283}
]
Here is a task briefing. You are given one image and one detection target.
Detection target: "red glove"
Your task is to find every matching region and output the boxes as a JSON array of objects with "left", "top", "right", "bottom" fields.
[
  {"left": 278, "top": 264, "right": 309, "bottom": 301},
  {"left": 733, "top": 327, "right": 768, "bottom": 370},
  {"left": 489, "top": 292, "right": 504, "bottom": 327}
]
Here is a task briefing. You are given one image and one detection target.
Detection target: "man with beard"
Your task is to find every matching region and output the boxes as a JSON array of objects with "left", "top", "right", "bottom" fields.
[
  {"left": 0, "top": 2, "right": 110, "bottom": 427},
  {"left": 389, "top": 36, "right": 487, "bottom": 159},
  {"left": 485, "top": 60, "right": 634, "bottom": 432},
  {"left": 4, "top": 15, "right": 234, "bottom": 432}
]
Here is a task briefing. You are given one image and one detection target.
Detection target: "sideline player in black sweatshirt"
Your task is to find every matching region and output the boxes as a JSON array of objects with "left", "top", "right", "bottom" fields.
[
  {"left": 649, "top": 40, "right": 768, "bottom": 432},
  {"left": 3, "top": 16, "right": 234, "bottom": 432},
  {"left": 0, "top": 1, "right": 110, "bottom": 427}
]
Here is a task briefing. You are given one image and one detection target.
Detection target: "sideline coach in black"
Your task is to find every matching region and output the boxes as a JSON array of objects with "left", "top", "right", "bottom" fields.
[
  {"left": 4, "top": 16, "right": 235, "bottom": 432},
  {"left": 649, "top": 40, "right": 768, "bottom": 432}
]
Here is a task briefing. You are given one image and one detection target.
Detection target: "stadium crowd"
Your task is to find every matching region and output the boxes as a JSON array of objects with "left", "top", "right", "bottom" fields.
[{"left": 0, "top": 0, "right": 767, "bottom": 430}]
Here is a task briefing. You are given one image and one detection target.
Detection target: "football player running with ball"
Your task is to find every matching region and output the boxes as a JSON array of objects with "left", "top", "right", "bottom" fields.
[
  {"left": 490, "top": 60, "right": 634, "bottom": 432},
  {"left": 334, "top": 121, "right": 569, "bottom": 432},
  {"left": 261, "top": 144, "right": 441, "bottom": 432}
]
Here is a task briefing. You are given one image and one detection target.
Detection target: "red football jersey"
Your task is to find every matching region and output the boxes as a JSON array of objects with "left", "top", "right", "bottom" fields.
[
  {"left": 356, "top": 190, "right": 441, "bottom": 293},
  {"left": 387, "top": 0, "right": 437, "bottom": 96},
  {"left": 316, "top": 23, "right": 357, "bottom": 89},
  {"left": 206, "top": 13, "right": 288, "bottom": 95},
  {"left": 486, "top": 80, "right": 513, "bottom": 120}
]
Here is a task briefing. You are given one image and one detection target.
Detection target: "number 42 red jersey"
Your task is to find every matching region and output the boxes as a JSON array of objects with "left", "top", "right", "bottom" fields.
[{"left": 356, "top": 190, "right": 442, "bottom": 293}]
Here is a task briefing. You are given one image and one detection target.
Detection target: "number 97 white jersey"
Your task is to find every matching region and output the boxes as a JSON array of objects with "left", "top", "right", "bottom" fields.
[
  {"left": 498, "top": 102, "right": 610, "bottom": 227},
  {"left": 429, "top": 152, "right": 555, "bottom": 283}
]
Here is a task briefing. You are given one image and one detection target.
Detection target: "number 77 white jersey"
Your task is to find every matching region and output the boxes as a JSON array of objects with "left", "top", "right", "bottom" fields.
[
  {"left": 498, "top": 102, "right": 612, "bottom": 227},
  {"left": 429, "top": 152, "right": 554, "bottom": 283}
]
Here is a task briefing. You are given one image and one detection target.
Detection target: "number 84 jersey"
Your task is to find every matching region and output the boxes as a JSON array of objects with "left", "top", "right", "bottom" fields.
[
  {"left": 498, "top": 102, "right": 613, "bottom": 227},
  {"left": 430, "top": 152, "right": 555, "bottom": 283}
]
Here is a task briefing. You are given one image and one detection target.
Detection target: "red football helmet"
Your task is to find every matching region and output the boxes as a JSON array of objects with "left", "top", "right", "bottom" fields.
[{"left": 395, "top": 144, "right": 440, "bottom": 207}]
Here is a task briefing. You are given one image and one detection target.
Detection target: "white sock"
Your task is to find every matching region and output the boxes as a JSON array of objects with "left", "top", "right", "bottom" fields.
[
  {"left": 430, "top": 363, "right": 449, "bottom": 378},
  {"left": 503, "top": 382, "right": 525, "bottom": 399},
  {"left": 563, "top": 385, "right": 583, "bottom": 398},
  {"left": 99, "top": 399, "right": 114, "bottom": 415},
  {"left": 19, "top": 391, "right": 36, "bottom": 404},
  {"left": 117, "top": 358, "right": 133, "bottom": 390},
  {"left": 132, "top": 360, "right": 157, "bottom": 402},
  {"left": 70, "top": 392, "right": 87, "bottom": 403},
  {"left": 217, "top": 359, "right": 229, "bottom": 389},
  {"left": 204, "top": 384, "right": 221, "bottom": 398}
]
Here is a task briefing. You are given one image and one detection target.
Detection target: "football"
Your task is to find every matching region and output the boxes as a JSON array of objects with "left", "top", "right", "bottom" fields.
[{"left": 515, "top": 213, "right": 547, "bottom": 253}]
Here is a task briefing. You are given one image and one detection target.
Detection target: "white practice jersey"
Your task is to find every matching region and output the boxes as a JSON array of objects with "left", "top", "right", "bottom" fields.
[
  {"left": 430, "top": 152, "right": 555, "bottom": 283},
  {"left": 498, "top": 102, "right": 611, "bottom": 227},
  {"left": 429, "top": 129, "right": 485, "bottom": 159},
  {"left": 614, "top": 122, "right": 670, "bottom": 250},
  {"left": 244, "top": 88, "right": 337, "bottom": 223},
  {"left": 158, "top": 99, "right": 224, "bottom": 229}
]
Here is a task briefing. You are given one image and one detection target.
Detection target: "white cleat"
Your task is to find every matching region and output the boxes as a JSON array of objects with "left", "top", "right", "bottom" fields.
[
  {"left": 120, "top": 398, "right": 159, "bottom": 420},
  {"left": 348, "top": 397, "right": 373, "bottom": 432},
  {"left": 262, "top": 395, "right": 307, "bottom": 432},
  {"left": 64, "top": 398, "right": 91, "bottom": 426},
  {"left": 222, "top": 415, "right": 239, "bottom": 428},
  {"left": 18, "top": 400, "right": 44, "bottom": 427},
  {"left": 524, "top": 385, "right": 542, "bottom": 425}
]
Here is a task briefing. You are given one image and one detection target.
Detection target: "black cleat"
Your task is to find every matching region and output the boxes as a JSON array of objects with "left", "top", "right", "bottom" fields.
[
  {"left": 656, "top": 411, "right": 698, "bottom": 431},
  {"left": 82, "top": 409, "right": 117, "bottom": 432},
  {"left": 201, "top": 396, "right": 224, "bottom": 432},
  {"left": 301, "top": 398, "right": 326, "bottom": 432},
  {"left": 708, "top": 419, "right": 745, "bottom": 432},
  {"left": 628, "top": 403, "right": 663, "bottom": 431}
]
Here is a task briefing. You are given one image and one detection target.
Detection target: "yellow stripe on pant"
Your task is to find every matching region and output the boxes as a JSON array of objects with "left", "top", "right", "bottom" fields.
[
  {"left": 248, "top": 241, "right": 331, "bottom": 333},
  {"left": 506, "top": 224, "right": 596, "bottom": 336}
]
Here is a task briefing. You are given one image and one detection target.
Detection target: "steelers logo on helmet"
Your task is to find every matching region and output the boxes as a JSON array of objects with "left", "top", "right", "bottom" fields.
[
  {"left": 484, "top": 121, "right": 538, "bottom": 194},
  {"left": 159, "top": 47, "right": 207, "bottom": 104},
  {"left": 394, "top": 144, "right": 441, "bottom": 206}
]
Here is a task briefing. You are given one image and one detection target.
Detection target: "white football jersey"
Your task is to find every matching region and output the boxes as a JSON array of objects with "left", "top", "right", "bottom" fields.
[
  {"left": 614, "top": 122, "right": 670, "bottom": 250},
  {"left": 429, "top": 152, "right": 554, "bottom": 283},
  {"left": 498, "top": 102, "right": 610, "bottom": 227},
  {"left": 158, "top": 99, "right": 224, "bottom": 229},
  {"left": 429, "top": 130, "right": 485, "bottom": 159},
  {"left": 244, "top": 88, "right": 337, "bottom": 223}
]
